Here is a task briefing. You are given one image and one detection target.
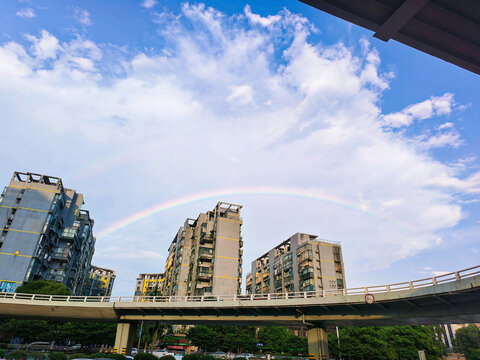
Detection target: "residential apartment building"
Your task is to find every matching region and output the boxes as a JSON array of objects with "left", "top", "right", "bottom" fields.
[
  {"left": 134, "top": 273, "right": 165, "bottom": 296},
  {"left": 0, "top": 171, "right": 98, "bottom": 295},
  {"left": 81, "top": 265, "right": 116, "bottom": 297},
  {"left": 162, "top": 202, "right": 243, "bottom": 297},
  {"left": 246, "top": 233, "right": 345, "bottom": 295}
]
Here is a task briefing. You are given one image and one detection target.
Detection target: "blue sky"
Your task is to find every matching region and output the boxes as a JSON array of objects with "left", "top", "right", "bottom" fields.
[{"left": 0, "top": 0, "right": 479, "bottom": 295}]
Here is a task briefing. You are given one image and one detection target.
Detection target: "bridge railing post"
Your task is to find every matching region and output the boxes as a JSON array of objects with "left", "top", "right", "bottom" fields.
[
  {"left": 432, "top": 277, "right": 438, "bottom": 285},
  {"left": 201, "top": 296, "right": 204, "bottom": 302},
  {"left": 304, "top": 292, "right": 307, "bottom": 299},
  {"left": 455, "top": 272, "right": 461, "bottom": 281},
  {"left": 409, "top": 282, "right": 414, "bottom": 289}
]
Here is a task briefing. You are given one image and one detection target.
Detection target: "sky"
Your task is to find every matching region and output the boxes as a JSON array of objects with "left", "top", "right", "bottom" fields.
[{"left": 0, "top": 0, "right": 479, "bottom": 296}]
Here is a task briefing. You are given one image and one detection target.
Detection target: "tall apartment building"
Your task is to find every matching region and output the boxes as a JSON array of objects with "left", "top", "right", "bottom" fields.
[
  {"left": 0, "top": 171, "right": 97, "bottom": 294},
  {"left": 134, "top": 273, "right": 165, "bottom": 296},
  {"left": 162, "top": 202, "right": 243, "bottom": 297},
  {"left": 81, "top": 265, "right": 116, "bottom": 297},
  {"left": 246, "top": 233, "right": 345, "bottom": 295}
]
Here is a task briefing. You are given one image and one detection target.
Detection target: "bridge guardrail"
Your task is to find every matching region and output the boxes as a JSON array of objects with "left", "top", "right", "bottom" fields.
[{"left": 0, "top": 265, "right": 478, "bottom": 303}]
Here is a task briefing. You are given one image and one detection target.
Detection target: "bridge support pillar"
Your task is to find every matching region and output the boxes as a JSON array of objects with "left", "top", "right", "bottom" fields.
[
  {"left": 114, "top": 322, "right": 137, "bottom": 355},
  {"left": 307, "top": 327, "right": 329, "bottom": 360}
]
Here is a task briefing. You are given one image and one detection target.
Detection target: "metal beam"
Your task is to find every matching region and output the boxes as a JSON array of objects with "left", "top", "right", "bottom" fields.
[{"left": 374, "top": 0, "right": 430, "bottom": 41}]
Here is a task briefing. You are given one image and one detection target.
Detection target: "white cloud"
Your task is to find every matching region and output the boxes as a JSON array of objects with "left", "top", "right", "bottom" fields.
[
  {"left": 382, "top": 93, "right": 455, "bottom": 128},
  {"left": 438, "top": 122, "right": 454, "bottom": 130},
  {"left": 228, "top": 85, "right": 254, "bottom": 105},
  {"left": 74, "top": 8, "right": 91, "bottom": 26},
  {"left": 26, "top": 30, "right": 60, "bottom": 60},
  {"left": 16, "top": 8, "right": 35, "bottom": 18},
  {"left": 141, "top": 0, "right": 157, "bottom": 9},
  {"left": 244, "top": 5, "right": 281, "bottom": 27},
  {"left": 0, "top": 6, "right": 476, "bottom": 294}
]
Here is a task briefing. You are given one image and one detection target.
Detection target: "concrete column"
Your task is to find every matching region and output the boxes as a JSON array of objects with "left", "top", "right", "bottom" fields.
[
  {"left": 114, "top": 322, "right": 137, "bottom": 355},
  {"left": 308, "top": 327, "right": 329, "bottom": 360}
]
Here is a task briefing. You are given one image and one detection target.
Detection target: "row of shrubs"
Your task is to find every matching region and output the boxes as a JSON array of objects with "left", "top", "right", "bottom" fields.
[
  {"left": 0, "top": 350, "right": 68, "bottom": 360},
  {"left": 0, "top": 350, "right": 261, "bottom": 360},
  {"left": 0, "top": 350, "right": 134, "bottom": 360}
]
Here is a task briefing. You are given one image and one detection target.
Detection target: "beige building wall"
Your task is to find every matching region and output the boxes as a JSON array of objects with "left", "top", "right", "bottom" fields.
[
  {"left": 247, "top": 232, "right": 345, "bottom": 295},
  {"left": 162, "top": 202, "right": 243, "bottom": 297}
]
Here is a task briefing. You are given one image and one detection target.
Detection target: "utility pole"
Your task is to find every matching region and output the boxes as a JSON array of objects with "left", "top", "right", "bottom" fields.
[{"left": 137, "top": 320, "right": 144, "bottom": 351}]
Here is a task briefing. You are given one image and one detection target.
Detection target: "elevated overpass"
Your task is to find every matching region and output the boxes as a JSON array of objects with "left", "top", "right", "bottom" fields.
[{"left": 1, "top": 266, "right": 479, "bottom": 360}]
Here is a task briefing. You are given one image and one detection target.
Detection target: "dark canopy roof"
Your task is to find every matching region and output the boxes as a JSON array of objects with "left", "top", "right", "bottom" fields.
[{"left": 300, "top": 0, "right": 480, "bottom": 75}]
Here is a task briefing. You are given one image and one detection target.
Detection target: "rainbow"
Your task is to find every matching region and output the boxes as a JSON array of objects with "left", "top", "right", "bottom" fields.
[{"left": 97, "top": 186, "right": 412, "bottom": 237}]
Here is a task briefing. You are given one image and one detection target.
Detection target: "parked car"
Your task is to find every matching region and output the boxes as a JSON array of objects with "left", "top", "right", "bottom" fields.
[
  {"left": 26, "top": 342, "right": 51, "bottom": 351},
  {"left": 131, "top": 348, "right": 138, "bottom": 356},
  {"left": 238, "top": 354, "right": 253, "bottom": 359},
  {"left": 211, "top": 351, "right": 227, "bottom": 359},
  {"left": 152, "top": 349, "right": 175, "bottom": 358}
]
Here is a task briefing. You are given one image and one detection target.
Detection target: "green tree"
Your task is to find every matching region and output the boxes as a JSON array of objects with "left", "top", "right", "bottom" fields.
[
  {"left": 454, "top": 324, "right": 480, "bottom": 360},
  {"left": 468, "top": 349, "right": 480, "bottom": 360},
  {"left": 57, "top": 322, "right": 117, "bottom": 346},
  {"left": 257, "top": 326, "right": 291, "bottom": 353},
  {"left": 0, "top": 280, "right": 115, "bottom": 346},
  {"left": 328, "top": 326, "right": 445, "bottom": 360},
  {"left": 16, "top": 280, "right": 71, "bottom": 295},
  {"left": 187, "top": 326, "right": 221, "bottom": 352},
  {"left": 221, "top": 327, "right": 257, "bottom": 353}
]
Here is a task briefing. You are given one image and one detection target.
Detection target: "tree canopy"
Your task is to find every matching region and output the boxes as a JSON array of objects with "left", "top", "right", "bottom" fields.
[
  {"left": 328, "top": 326, "right": 445, "bottom": 360},
  {"left": 0, "top": 280, "right": 115, "bottom": 345},
  {"left": 186, "top": 325, "right": 306, "bottom": 355},
  {"left": 454, "top": 324, "right": 480, "bottom": 360},
  {"left": 16, "top": 280, "right": 72, "bottom": 295}
]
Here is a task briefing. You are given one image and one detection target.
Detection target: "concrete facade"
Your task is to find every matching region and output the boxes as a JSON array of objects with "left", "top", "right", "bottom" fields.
[
  {"left": 0, "top": 171, "right": 96, "bottom": 295},
  {"left": 162, "top": 202, "right": 243, "bottom": 296},
  {"left": 246, "top": 233, "right": 345, "bottom": 295},
  {"left": 134, "top": 273, "right": 165, "bottom": 296},
  {"left": 81, "top": 265, "right": 116, "bottom": 297}
]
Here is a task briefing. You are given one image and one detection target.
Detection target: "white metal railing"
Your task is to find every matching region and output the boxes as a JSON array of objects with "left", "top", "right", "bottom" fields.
[{"left": 0, "top": 265, "right": 478, "bottom": 304}]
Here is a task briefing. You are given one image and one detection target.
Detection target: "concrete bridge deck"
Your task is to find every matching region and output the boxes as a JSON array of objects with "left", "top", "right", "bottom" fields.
[
  {"left": 0, "top": 265, "right": 479, "bottom": 326},
  {"left": 1, "top": 266, "right": 479, "bottom": 360}
]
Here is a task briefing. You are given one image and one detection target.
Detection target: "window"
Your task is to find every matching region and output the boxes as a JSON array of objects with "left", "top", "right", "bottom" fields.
[
  {"left": 11, "top": 208, "right": 16, "bottom": 215},
  {"left": 15, "top": 198, "right": 21, "bottom": 204},
  {"left": 2, "top": 230, "right": 7, "bottom": 236},
  {"left": 0, "top": 241, "right": 3, "bottom": 248}
]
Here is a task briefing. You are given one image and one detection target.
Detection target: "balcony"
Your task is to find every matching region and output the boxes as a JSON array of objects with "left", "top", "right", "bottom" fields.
[
  {"left": 199, "top": 233, "right": 214, "bottom": 244},
  {"left": 51, "top": 250, "right": 70, "bottom": 261},
  {"left": 198, "top": 260, "right": 213, "bottom": 268},
  {"left": 300, "top": 270, "right": 314, "bottom": 280},
  {"left": 198, "top": 248, "right": 213, "bottom": 260},
  {"left": 195, "top": 281, "right": 211, "bottom": 289},
  {"left": 197, "top": 271, "right": 213, "bottom": 280}
]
